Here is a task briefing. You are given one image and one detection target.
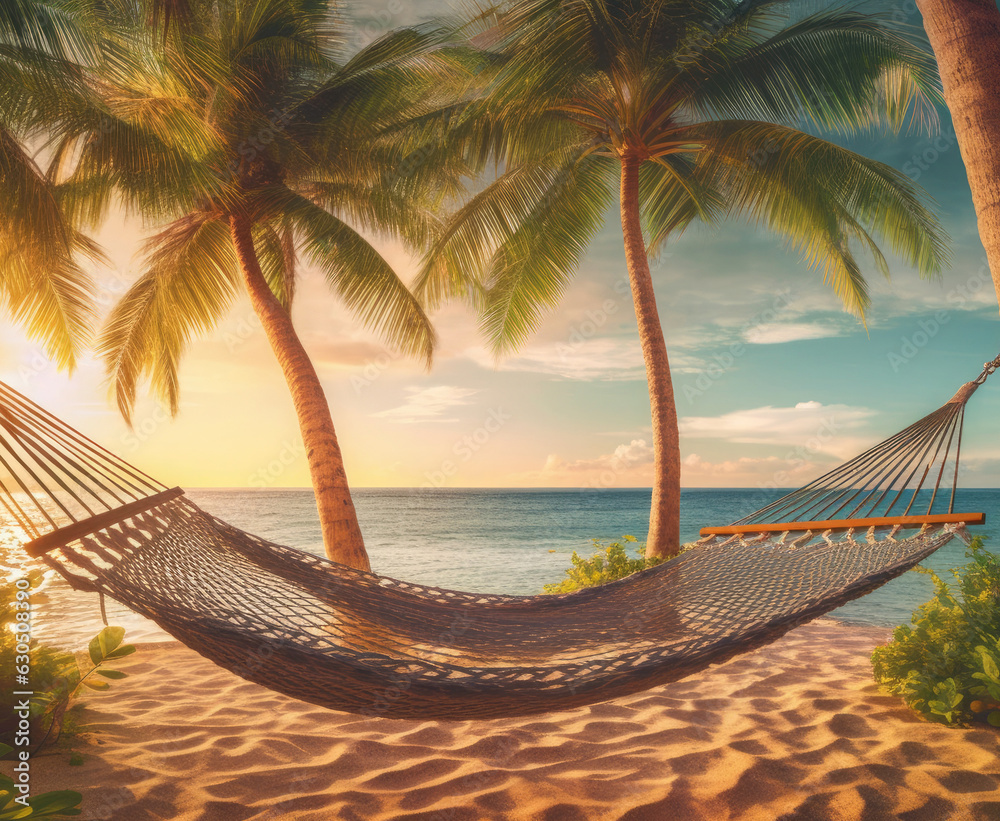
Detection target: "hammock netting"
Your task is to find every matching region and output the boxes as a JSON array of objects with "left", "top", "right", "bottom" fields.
[{"left": 3, "top": 356, "right": 996, "bottom": 720}]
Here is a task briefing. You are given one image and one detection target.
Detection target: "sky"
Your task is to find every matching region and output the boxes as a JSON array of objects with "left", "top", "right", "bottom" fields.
[{"left": 2, "top": 0, "right": 999, "bottom": 492}]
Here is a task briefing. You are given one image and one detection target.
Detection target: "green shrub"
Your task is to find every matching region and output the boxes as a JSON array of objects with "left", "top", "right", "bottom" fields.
[
  {"left": 543, "top": 535, "right": 665, "bottom": 594},
  {"left": 1, "top": 573, "right": 136, "bottom": 754},
  {"left": 0, "top": 742, "right": 81, "bottom": 818},
  {"left": 871, "top": 537, "right": 1000, "bottom": 726}
]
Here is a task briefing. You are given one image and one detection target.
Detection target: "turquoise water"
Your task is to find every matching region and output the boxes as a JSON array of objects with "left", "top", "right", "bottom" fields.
[
  {"left": 5, "top": 487, "right": 998, "bottom": 648},
  {"left": 190, "top": 486, "right": 999, "bottom": 626}
]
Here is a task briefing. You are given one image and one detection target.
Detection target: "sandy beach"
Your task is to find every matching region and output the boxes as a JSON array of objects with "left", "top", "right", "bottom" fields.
[{"left": 13, "top": 618, "right": 997, "bottom": 821}]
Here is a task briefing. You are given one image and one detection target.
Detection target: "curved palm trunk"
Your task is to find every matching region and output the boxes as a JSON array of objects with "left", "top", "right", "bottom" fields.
[
  {"left": 620, "top": 154, "right": 681, "bottom": 558},
  {"left": 917, "top": 0, "right": 1000, "bottom": 308},
  {"left": 230, "top": 213, "right": 371, "bottom": 572}
]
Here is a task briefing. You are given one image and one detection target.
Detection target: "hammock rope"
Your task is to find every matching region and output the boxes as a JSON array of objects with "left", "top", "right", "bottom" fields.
[{"left": 3, "top": 355, "right": 995, "bottom": 719}]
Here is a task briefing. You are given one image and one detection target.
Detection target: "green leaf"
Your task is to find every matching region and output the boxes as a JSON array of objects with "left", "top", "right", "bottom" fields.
[
  {"left": 94, "top": 669, "right": 127, "bottom": 679},
  {"left": 96, "top": 215, "right": 239, "bottom": 421},
  {"left": 25, "top": 789, "right": 83, "bottom": 816},
  {"left": 81, "top": 680, "right": 110, "bottom": 691},
  {"left": 978, "top": 648, "right": 1000, "bottom": 681},
  {"left": 104, "top": 645, "right": 136, "bottom": 660},
  {"left": 871, "top": 537, "right": 1000, "bottom": 726},
  {"left": 988, "top": 711, "right": 1000, "bottom": 728},
  {"left": 88, "top": 626, "right": 125, "bottom": 665}
]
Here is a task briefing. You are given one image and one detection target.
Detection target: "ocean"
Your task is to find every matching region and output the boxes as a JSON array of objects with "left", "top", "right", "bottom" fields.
[{"left": 4, "top": 487, "right": 998, "bottom": 649}]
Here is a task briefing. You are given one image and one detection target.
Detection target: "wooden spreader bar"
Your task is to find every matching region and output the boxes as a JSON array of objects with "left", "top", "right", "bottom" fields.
[
  {"left": 25, "top": 487, "right": 185, "bottom": 557},
  {"left": 700, "top": 511, "right": 986, "bottom": 538}
]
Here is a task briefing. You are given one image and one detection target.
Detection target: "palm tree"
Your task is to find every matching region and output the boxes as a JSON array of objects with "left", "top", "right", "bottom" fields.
[
  {"left": 419, "top": 0, "right": 950, "bottom": 559},
  {"left": 916, "top": 0, "right": 1000, "bottom": 309},
  {"left": 55, "top": 0, "right": 470, "bottom": 570},
  {"left": 0, "top": 0, "right": 100, "bottom": 370}
]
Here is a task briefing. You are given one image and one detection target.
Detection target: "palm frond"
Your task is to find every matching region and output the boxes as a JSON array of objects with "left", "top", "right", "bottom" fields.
[
  {"left": 304, "top": 178, "right": 444, "bottom": 249},
  {"left": 693, "top": 120, "right": 949, "bottom": 315},
  {"left": 65, "top": 110, "right": 220, "bottom": 222},
  {"left": 480, "top": 151, "right": 618, "bottom": 355},
  {"left": 0, "top": 0, "right": 98, "bottom": 64},
  {"left": 416, "top": 145, "right": 597, "bottom": 309},
  {"left": 0, "top": 125, "right": 72, "bottom": 252},
  {"left": 640, "top": 151, "right": 726, "bottom": 255},
  {"left": 0, "top": 234, "right": 99, "bottom": 370},
  {"left": 294, "top": 24, "right": 469, "bottom": 137},
  {"left": 686, "top": 9, "right": 941, "bottom": 135},
  {"left": 97, "top": 212, "right": 238, "bottom": 420},
  {"left": 283, "top": 191, "right": 435, "bottom": 363},
  {"left": 253, "top": 219, "right": 296, "bottom": 310},
  {"left": 0, "top": 125, "right": 99, "bottom": 369},
  {"left": 455, "top": 0, "right": 949, "bottom": 338}
]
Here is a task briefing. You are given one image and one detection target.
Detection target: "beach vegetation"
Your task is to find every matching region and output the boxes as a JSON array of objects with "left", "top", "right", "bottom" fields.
[
  {"left": 0, "top": 744, "right": 82, "bottom": 819},
  {"left": 543, "top": 535, "right": 664, "bottom": 594},
  {"left": 1, "top": 572, "right": 135, "bottom": 755},
  {"left": 871, "top": 537, "right": 1000, "bottom": 726},
  {"left": 420, "top": 0, "right": 950, "bottom": 561},
  {"left": 0, "top": 0, "right": 102, "bottom": 369}
]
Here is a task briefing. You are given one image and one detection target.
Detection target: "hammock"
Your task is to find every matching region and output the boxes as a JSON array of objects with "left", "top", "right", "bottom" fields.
[{"left": 4, "top": 356, "right": 995, "bottom": 720}]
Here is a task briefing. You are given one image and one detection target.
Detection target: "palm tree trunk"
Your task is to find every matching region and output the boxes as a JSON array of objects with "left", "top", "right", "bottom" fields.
[
  {"left": 230, "top": 212, "right": 371, "bottom": 572},
  {"left": 620, "top": 154, "right": 681, "bottom": 559},
  {"left": 917, "top": 0, "right": 1000, "bottom": 308}
]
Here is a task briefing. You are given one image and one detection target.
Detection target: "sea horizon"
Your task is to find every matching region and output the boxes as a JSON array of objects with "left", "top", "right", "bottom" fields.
[
  {"left": 9, "top": 486, "right": 995, "bottom": 652},
  {"left": 183, "top": 485, "right": 1000, "bottom": 491}
]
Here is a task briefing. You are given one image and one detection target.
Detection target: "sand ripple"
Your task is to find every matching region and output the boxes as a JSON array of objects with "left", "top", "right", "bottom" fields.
[{"left": 16, "top": 620, "right": 1000, "bottom": 821}]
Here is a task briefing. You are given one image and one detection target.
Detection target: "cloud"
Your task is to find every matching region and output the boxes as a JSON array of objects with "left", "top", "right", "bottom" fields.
[
  {"left": 509, "top": 439, "right": 656, "bottom": 488},
  {"left": 373, "top": 385, "right": 478, "bottom": 424},
  {"left": 681, "top": 452, "right": 831, "bottom": 488},
  {"left": 866, "top": 263, "right": 998, "bottom": 316},
  {"left": 955, "top": 455, "right": 1000, "bottom": 486},
  {"left": 310, "top": 338, "right": 395, "bottom": 368},
  {"left": 743, "top": 321, "right": 846, "bottom": 345},
  {"left": 550, "top": 439, "right": 656, "bottom": 473},
  {"left": 595, "top": 426, "right": 653, "bottom": 438},
  {"left": 466, "top": 337, "right": 651, "bottom": 381},
  {"left": 679, "top": 401, "right": 875, "bottom": 455},
  {"left": 657, "top": 284, "right": 860, "bottom": 355},
  {"left": 516, "top": 435, "right": 836, "bottom": 489}
]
